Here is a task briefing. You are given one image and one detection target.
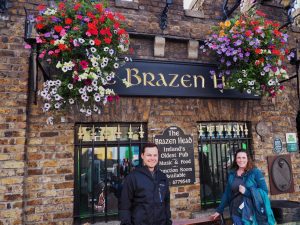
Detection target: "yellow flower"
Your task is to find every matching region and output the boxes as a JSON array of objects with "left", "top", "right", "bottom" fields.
[
  {"left": 219, "top": 22, "right": 225, "bottom": 28},
  {"left": 224, "top": 20, "right": 231, "bottom": 27},
  {"left": 219, "top": 30, "right": 225, "bottom": 37},
  {"left": 235, "top": 20, "right": 240, "bottom": 26}
]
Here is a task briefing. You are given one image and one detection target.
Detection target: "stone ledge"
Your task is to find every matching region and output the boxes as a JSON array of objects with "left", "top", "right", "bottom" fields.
[
  {"left": 115, "top": 0, "right": 139, "bottom": 10},
  {"left": 184, "top": 10, "right": 205, "bottom": 19}
]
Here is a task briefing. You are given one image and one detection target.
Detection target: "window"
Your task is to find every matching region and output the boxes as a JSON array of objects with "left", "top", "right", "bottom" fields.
[
  {"left": 198, "top": 122, "right": 252, "bottom": 208},
  {"left": 74, "top": 123, "right": 147, "bottom": 223},
  {"left": 183, "top": 0, "right": 205, "bottom": 18}
]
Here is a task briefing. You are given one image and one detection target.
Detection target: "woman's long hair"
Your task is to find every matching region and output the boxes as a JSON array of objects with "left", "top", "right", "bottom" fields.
[{"left": 231, "top": 149, "right": 255, "bottom": 172}]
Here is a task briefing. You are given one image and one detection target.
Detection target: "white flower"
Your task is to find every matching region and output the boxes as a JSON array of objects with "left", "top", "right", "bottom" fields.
[
  {"left": 54, "top": 94, "right": 62, "bottom": 101},
  {"left": 56, "top": 80, "right": 62, "bottom": 86},
  {"left": 90, "top": 47, "right": 97, "bottom": 53},
  {"left": 41, "top": 90, "right": 47, "bottom": 97},
  {"left": 106, "top": 75, "right": 111, "bottom": 81},
  {"left": 89, "top": 40, "right": 95, "bottom": 45},
  {"left": 103, "top": 57, "right": 109, "bottom": 63},
  {"left": 56, "top": 61, "right": 62, "bottom": 68},
  {"left": 92, "top": 62, "right": 99, "bottom": 67},
  {"left": 54, "top": 103, "right": 61, "bottom": 109},
  {"left": 110, "top": 72, "right": 115, "bottom": 78},
  {"left": 114, "top": 63, "right": 119, "bottom": 69},
  {"left": 101, "top": 78, "right": 107, "bottom": 85},
  {"left": 62, "top": 66, "right": 68, "bottom": 73},
  {"left": 67, "top": 84, "right": 73, "bottom": 89},
  {"left": 79, "top": 88, "right": 85, "bottom": 94},
  {"left": 43, "top": 8, "right": 57, "bottom": 16},
  {"left": 44, "top": 103, "right": 51, "bottom": 110},
  {"left": 69, "top": 99, "right": 74, "bottom": 104},
  {"left": 237, "top": 78, "right": 243, "bottom": 83},
  {"left": 101, "top": 62, "right": 106, "bottom": 68},
  {"left": 86, "top": 109, "right": 92, "bottom": 116},
  {"left": 94, "top": 95, "right": 101, "bottom": 102},
  {"left": 93, "top": 105, "right": 99, "bottom": 111},
  {"left": 104, "top": 47, "right": 109, "bottom": 52},
  {"left": 268, "top": 79, "right": 275, "bottom": 86},
  {"left": 109, "top": 49, "right": 114, "bottom": 55},
  {"left": 124, "top": 57, "right": 129, "bottom": 62},
  {"left": 78, "top": 38, "right": 85, "bottom": 44},
  {"left": 261, "top": 71, "right": 265, "bottom": 76},
  {"left": 248, "top": 81, "right": 255, "bottom": 86},
  {"left": 87, "top": 86, "right": 93, "bottom": 92},
  {"left": 80, "top": 108, "right": 86, "bottom": 113},
  {"left": 82, "top": 95, "right": 89, "bottom": 102},
  {"left": 246, "top": 89, "right": 251, "bottom": 94}
]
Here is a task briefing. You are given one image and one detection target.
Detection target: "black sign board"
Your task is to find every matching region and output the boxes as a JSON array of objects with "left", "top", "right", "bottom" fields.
[
  {"left": 154, "top": 126, "right": 195, "bottom": 186},
  {"left": 113, "top": 59, "right": 260, "bottom": 99}
]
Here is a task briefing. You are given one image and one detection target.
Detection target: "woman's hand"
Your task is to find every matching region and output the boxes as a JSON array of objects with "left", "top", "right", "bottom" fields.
[
  {"left": 210, "top": 212, "right": 220, "bottom": 220},
  {"left": 239, "top": 185, "right": 246, "bottom": 194}
]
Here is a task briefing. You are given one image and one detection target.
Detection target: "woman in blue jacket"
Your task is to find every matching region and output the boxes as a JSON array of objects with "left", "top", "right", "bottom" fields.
[{"left": 211, "top": 149, "right": 275, "bottom": 225}]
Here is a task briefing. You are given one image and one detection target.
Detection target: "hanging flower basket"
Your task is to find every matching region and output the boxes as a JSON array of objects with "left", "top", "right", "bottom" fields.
[
  {"left": 30, "top": 0, "right": 130, "bottom": 116},
  {"left": 202, "top": 10, "right": 292, "bottom": 97}
]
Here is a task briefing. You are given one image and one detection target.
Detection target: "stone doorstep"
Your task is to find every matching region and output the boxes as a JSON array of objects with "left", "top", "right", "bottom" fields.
[{"left": 191, "top": 207, "right": 230, "bottom": 220}]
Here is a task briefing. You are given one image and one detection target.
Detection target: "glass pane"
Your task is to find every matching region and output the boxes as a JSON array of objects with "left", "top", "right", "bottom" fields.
[{"left": 79, "top": 147, "right": 94, "bottom": 216}]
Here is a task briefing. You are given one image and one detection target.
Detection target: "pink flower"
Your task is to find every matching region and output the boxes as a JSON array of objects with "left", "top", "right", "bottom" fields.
[
  {"left": 24, "top": 44, "right": 31, "bottom": 49},
  {"left": 80, "top": 60, "right": 89, "bottom": 69},
  {"left": 86, "top": 31, "right": 91, "bottom": 37},
  {"left": 36, "top": 37, "right": 43, "bottom": 43}
]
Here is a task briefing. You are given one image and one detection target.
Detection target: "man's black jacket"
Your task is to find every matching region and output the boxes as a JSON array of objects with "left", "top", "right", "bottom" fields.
[{"left": 119, "top": 166, "right": 172, "bottom": 225}]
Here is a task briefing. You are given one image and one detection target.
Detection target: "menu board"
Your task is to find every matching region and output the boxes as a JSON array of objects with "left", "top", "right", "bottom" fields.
[{"left": 154, "top": 126, "right": 195, "bottom": 186}]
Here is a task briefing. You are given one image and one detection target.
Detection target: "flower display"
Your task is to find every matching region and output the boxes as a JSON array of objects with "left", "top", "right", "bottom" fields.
[
  {"left": 31, "top": 0, "right": 130, "bottom": 116},
  {"left": 202, "top": 10, "right": 291, "bottom": 97}
]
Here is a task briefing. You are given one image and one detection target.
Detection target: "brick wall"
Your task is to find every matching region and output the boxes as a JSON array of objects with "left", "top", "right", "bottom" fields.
[{"left": 0, "top": 0, "right": 299, "bottom": 224}]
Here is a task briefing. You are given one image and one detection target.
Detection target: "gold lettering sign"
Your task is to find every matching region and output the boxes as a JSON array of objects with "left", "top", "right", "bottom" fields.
[{"left": 125, "top": 68, "right": 214, "bottom": 89}]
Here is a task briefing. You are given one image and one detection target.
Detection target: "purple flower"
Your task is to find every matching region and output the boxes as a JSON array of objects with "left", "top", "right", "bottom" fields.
[
  {"left": 245, "top": 52, "right": 250, "bottom": 57},
  {"left": 263, "top": 64, "right": 271, "bottom": 72},
  {"left": 234, "top": 40, "right": 242, "bottom": 46},
  {"left": 238, "top": 53, "right": 244, "bottom": 58},
  {"left": 233, "top": 56, "right": 238, "bottom": 62},
  {"left": 44, "top": 32, "right": 51, "bottom": 38},
  {"left": 226, "top": 61, "right": 231, "bottom": 67},
  {"left": 221, "top": 58, "right": 225, "bottom": 63},
  {"left": 225, "top": 70, "right": 231, "bottom": 75},
  {"left": 226, "top": 51, "right": 231, "bottom": 56},
  {"left": 217, "top": 83, "right": 223, "bottom": 88},
  {"left": 53, "top": 35, "right": 59, "bottom": 39},
  {"left": 210, "top": 70, "right": 216, "bottom": 75}
]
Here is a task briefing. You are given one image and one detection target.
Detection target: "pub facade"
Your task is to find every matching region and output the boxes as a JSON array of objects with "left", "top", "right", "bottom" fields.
[{"left": 0, "top": 0, "right": 300, "bottom": 224}]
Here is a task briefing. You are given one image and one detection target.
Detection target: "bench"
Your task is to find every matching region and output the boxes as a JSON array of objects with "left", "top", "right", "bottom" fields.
[{"left": 173, "top": 215, "right": 223, "bottom": 225}]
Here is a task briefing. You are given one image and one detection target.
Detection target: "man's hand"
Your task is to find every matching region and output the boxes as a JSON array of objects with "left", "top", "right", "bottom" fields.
[
  {"left": 210, "top": 212, "right": 220, "bottom": 220},
  {"left": 239, "top": 185, "right": 246, "bottom": 194}
]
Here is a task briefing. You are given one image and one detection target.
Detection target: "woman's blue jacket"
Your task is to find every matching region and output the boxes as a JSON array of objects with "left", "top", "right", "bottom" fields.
[{"left": 216, "top": 168, "right": 276, "bottom": 225}]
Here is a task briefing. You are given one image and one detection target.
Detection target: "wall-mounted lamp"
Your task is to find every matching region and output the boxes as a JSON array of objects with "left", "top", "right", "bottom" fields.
[
  {"left": 0, "top": 0, "right": 8, "bottom": 13},
  {"left": 222, "top": 0, "right": 241, "bottom": 20},
  {"left": 159, "top": 0, "right": 173, "bottom": 30},
  {"left": 24, "top": 7, "right": 52, "bottom": 104},
  {"left": 279, "top": 0, "right": 300, "bottom": 30}
]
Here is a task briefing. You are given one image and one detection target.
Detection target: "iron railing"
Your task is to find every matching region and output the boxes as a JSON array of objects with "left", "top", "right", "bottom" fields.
[
  {"left": 198, "top": 122, "right": 253, "bottom": 208},
  {"left": 74, "top": 122, "right": 147, "bottom": 224}
]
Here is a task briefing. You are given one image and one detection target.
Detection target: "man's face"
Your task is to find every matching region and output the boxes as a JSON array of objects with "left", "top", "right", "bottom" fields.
[{"left": 141, "top": 147, "right": 159, "bottom": 171}]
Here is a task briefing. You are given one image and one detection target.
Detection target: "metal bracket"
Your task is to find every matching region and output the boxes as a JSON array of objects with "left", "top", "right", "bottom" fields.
[
  {"left": 159, "top": 0, "right": 173, "bottom": 30},
  {"left": 222, "top": 0, "right": 241, "bottom": 20}
]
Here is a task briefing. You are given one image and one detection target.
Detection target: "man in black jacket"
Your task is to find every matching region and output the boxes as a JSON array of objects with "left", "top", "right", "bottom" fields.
[{"left": 119, "top": 143, "right": 172, "bottom": 225}]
